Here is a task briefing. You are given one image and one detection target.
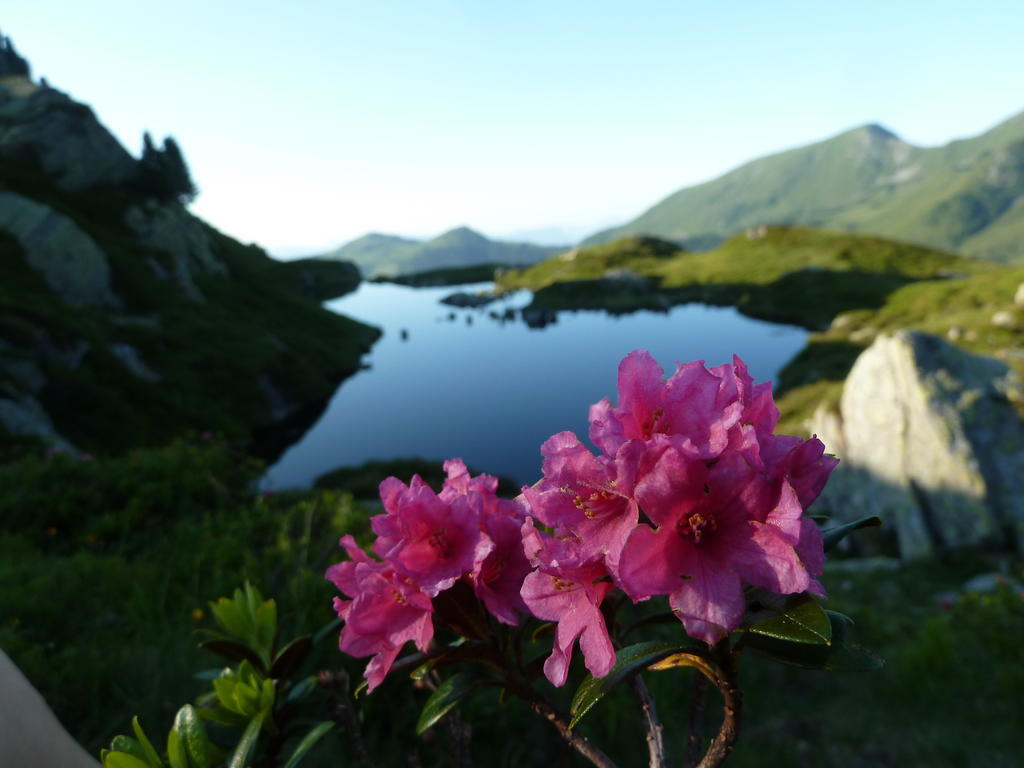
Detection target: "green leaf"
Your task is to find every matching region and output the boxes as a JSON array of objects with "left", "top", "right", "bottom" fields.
[
  {"left": 269, "top": 635, "right": 312, "bottom": 680},
  {"left": 131, "top": 716, "right": 163, "bottom": 767},
  {"left": 822, "top": 515, "right": 882, "bottom": 551},
  {"left": 166, "top": 728, "right": 189, "bottom": 768},
  {"left": 743, "top": 611, "right": 885, "bottom": 670},
  {"left": 103, "top": 753, "right": 154, "bottom": 768},
  {"left": 110, "top": 736, "right": 148, "bottom": 762},
  {"left": 284, "top": 675, "right": 317, "bottom": 704},
  {"left": 569, "top": 641, "right": 700, "bottom": 728},
  {"left": 415, "top": 673, "right": 478, "bottom": 735},
  {"left": 747, "top": 596, "right": 831, "bottom": 645},
  {"left": 254, "top": 599, "right": 277, "bottom": 661},
  {"left": 174, "top": 705, "right": 210, "bottom": 768},
  {"left": 281, "top": 722, "right": 335, "bottom": 768},
  {"left": 227, "top": 710, "right": 267, "bottom": 768}
]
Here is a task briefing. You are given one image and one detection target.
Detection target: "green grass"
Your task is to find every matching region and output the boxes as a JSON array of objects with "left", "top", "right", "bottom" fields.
[
  {"left": 2, "top": 442, "right": 1021, "bottom": 767},
  {"left": 0, "top": 163, "right": 380, "bottom": 455}
]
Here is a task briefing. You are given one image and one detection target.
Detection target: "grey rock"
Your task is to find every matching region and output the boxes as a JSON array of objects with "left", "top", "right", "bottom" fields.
[
  {"left": 810, "top": 331, "right": 1024, "bottom": 559},
  {"left": 0, "top": 395, "right": 74, "bottom": 450},
  {"left": 0, "top": 85, "right": 137, "bottom": 190},
  {"left": 991, "top": 309, "right": 1018, "bottom": 329},
  {"left": 0, "top": 191, "right": 119, "bottom": 307},
  {"left": 108, "top": 344, "right": 160, "bottom": 382},
  {"left": 124, "top": 203, "right": 225, "bottom": 301}
]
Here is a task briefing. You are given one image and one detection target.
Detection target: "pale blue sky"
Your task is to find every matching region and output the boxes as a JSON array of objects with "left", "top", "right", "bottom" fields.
[{"left": 5, "top": 1, "right": 1023, "bottom": 254}]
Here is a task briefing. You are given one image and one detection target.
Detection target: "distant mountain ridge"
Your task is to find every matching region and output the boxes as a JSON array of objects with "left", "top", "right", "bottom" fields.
[
  {"left": 321, "top": 226, "right": 565, "bottom": 277},
  {"left": 586, "top": 112, "right": 1024, "bottom": 262}
]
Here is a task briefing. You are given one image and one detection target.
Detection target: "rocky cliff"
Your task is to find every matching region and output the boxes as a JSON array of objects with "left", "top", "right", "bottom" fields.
[
  {"left": 0, "top": 40, "right": 374, "bottom": 457},
  {"left": 811, "top": 331, "right": 1024, "bottom": 558}
]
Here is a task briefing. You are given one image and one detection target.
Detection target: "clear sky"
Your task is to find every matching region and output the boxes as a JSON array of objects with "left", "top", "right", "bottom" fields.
[{"left": 5, "top": 1, "right": 1023, "bottom": 255}]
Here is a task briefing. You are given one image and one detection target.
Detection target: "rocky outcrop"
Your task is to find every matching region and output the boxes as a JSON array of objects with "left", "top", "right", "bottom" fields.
[
  {"left": 124, "top": 202, "right": 225, "bottom": 301},
  {"left": 0, "top": 84, "right": 138, "bottom": 191},
  {"left": 0, "top": 191, "right": 119, "bottom": 307},
  {"left": 810, "top": 331, "right": 1024, "bottom": 559}
]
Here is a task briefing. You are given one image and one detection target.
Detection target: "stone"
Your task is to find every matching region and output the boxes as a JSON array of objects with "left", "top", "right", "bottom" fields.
[
  {"left": 810, "top": 331, "right": 1024, "bottom": 559},
  {"left": 0, "top": 650, "right": 100, "bottom": 768},
  {"left": 991, "top": 309, "right": 1017, "bottom": 329},
  {"left": 0, "top": 394, "right": 75, "bottom": 450},
  {"left": 0, "top": 191, "right": 119, "bottom": 307},
  {"left": 0, "top": 85, "right": 138, "bottom": 190},
  {"left": 124, "top": 202, "right": 225, "bottom": 302}
]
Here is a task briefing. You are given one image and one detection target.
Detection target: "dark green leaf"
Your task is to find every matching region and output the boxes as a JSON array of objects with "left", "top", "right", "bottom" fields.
[
  {"left": 747, "top": 596, "right": 831, "bottom": 645},
  {"left": 198, "top": 640, "right": 265, "bottom": 672},
  {"left": 743, "top": 611, "right": 884, "bottom": 671},
  {"left": 174, "top": 705, "right": 210, "bottom": 768},
  {"left": 822, "top": 515, "right": 882, "bottom": 551},
  {"left": 312, "top": 617, "right": 342, "bottom": 646},
  {"left": 284, "top": 675, "right": 318, "bottom": 704},
  {"left": 281, "top": 722, "right": 335, "bottom": 768},
  {"left": 270, "top": 635, "right": 312, "bottom": 680},
  {"left": 227, "top": 710, "right": 266, "bottom": 768},
  {"left": 415, "top": 673, "right": 478, "bottom": 735},
  {"left": 529, "top": 622, "right": 555, "bottom": 642},
  {"left": 569, "top": 641, "right": 701, "bottom": 728}
]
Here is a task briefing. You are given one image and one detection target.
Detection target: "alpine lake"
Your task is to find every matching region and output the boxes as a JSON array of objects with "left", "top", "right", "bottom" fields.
[{"left": 266, "top": 281, "right": 808, "bottom": 489}]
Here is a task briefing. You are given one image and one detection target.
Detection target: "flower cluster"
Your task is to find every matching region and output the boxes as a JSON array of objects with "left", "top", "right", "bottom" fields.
[
  {"left": 325, "top": 459, "right": 530, "bottom": 691},
  {"left": 327, "top": 351, "right": 836, "bottom": 690}
]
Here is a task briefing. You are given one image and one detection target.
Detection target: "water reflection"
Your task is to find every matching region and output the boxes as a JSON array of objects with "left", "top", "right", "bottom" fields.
[{"left": 265, "top": 282, "right": 808, "bottom": 490}]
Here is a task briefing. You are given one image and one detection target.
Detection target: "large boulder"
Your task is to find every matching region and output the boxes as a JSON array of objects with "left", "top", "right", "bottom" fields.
[
  {"left": 0, "top": 191, "right": 119, "bottom": 307},
  {"left": 810, "top": 331, "right": 1024, "bottom": 559}
]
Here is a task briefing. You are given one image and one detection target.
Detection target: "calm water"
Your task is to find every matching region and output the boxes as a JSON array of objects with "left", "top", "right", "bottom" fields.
[{"left": 265, "top": 282, "right": 808, "bottom": 489}]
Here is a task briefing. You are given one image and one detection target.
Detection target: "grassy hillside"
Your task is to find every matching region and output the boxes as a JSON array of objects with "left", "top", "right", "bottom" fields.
[
  {"left": 322, "top": 226, "right": 564, "bottom": 277},
  {"left": 586, "top": 112, "right": 1024, "bottom": 263},
  {"left": 500, "top": 228, "right": 987, "bottom": 329},
  {"left": 0, "top": 77, "right": 378, "bottom": 458},
  {"left": 499, "top": 227, "right": 1024, "bottom": 435}
]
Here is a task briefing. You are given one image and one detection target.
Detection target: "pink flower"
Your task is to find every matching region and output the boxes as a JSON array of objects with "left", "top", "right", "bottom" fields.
[
  {"left": 618, "top": 444, "right": 820, "bottom": 644},
  {"left": 519, "top": 520, "right": 616, "bottom": 686},
  {"left": 473, "top": 503, "right": 532, "bottom": 625},
  {"left": 371, "top": 476, "right": 493, "bottom": 597},
  {"left": 589, "top": 351, "right": 742, "bottom": 460},
  {"left": 326, "top": 535, "right": 434, "bottom": 692},
  {"left": 521, "top": 432, "right": 647, "bottom": 571}
]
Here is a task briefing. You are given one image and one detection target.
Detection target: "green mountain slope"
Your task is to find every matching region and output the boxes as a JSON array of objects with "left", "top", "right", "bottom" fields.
[
  {"left": 585, "top": 112, "right": 1024, "bottom": 262},
  {"left": 500, "top": 227, "right": 991, "bottom": 329},
  {"left": 0, "top": 45, "right": 378, "bottom": 457},
  {"left": 321, "top": 225, "right": 564, "bottom": 277}
]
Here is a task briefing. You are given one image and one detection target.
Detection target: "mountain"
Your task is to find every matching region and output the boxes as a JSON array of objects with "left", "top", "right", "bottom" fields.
[
  {"left": 321, "top": 226, "right": 565, "bottom": 277},
  {"left": 0, "top": 35, "right": 378, "bottom": 458},
  {"left": 585, "top": 112, "right": 1024, "bottom": 262}
]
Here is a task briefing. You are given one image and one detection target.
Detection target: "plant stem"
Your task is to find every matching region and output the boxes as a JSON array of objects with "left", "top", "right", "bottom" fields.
[
  {"left": 504, "top": 677, "right": 619, "bottom": 768},
  {"left": 632, "top": 674, "right": 666, "bottom": 768},
  {"left": 693, "top": 642, "right": 742, "bottom": 768},
  {"left": 319, "top": 669, "right": 376, "bottom": 768}
]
